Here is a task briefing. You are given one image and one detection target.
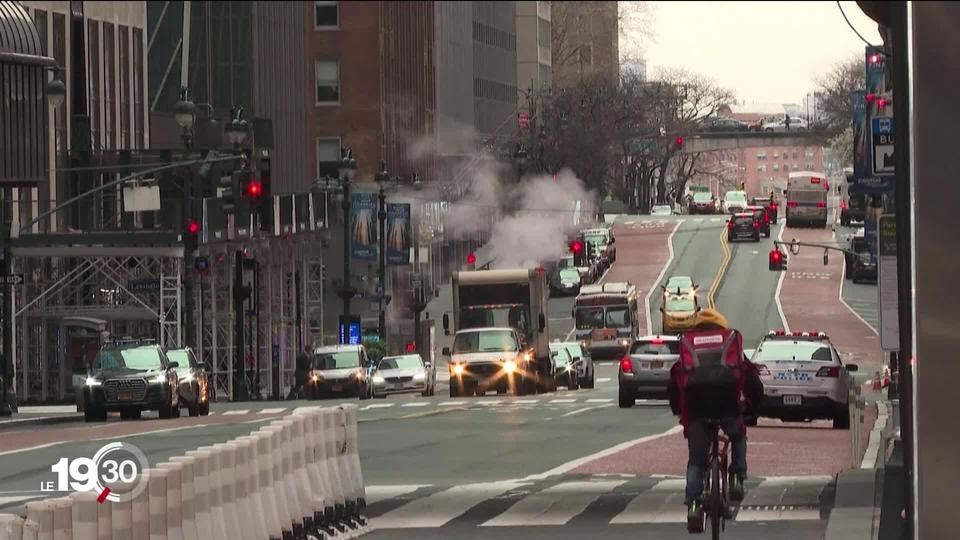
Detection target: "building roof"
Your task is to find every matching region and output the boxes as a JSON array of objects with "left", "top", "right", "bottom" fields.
[{"left": 0, "top": 1, "right": 54, "bottom": 65}]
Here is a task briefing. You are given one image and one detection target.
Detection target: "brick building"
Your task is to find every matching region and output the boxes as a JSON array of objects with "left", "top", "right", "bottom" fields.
[{"left": 551, "top": 1, "right": 619, "bottom": 87}]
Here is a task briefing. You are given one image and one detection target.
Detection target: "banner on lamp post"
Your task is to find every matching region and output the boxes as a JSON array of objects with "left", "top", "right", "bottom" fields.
[
  {"left": 386, "top": 203, "right": 412, "bottom": 265},
  {"left": 350, "top": 192, "right": 377, "bottom": 261}
]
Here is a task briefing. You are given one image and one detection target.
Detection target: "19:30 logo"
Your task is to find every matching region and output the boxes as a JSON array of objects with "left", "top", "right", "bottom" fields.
[{"left": 42, "top": 442, "right": 149, "bottom": 503}]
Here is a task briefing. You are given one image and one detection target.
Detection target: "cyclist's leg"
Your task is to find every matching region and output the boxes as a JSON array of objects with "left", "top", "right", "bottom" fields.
[
  {"left": 685, "top": 418, "right": 710, "bottom": 503},
  {"left": 723, "top": 416, "right": 748, "bottom": 501}
]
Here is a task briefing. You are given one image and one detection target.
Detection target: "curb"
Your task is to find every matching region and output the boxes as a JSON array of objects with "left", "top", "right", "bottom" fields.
[{"left": 0, "top": 414, "right": 80, "bottom": 431}]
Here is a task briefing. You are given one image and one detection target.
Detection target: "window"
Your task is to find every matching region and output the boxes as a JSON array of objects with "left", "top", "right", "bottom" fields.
[
  {"left": 792, "top": 164, "right": 800, "bottom": 171},
  {"left": 316, "top": 137, "right": 340, "bottom": 178},
  {"left": 805, "top": 150, "right": 815, "bottom": 159},
  {"left": 773, "top": 163, "right": 779, "bottom": 171},
  {"left": 792, "top": 151, "right": 798, "bottom": 160},
  {"left": 756, "top": 151, "right": 766, "bottom": 160},
  {"left": 773, "top": 151, "right": 779, "bottom": 159},
  {"left": 87, "top": 20, "right": 100, "bottom": 149},
  {"left": 315, "top": 1, "right": 338, "bottom": 29},
  {"left": 759, "top": 164, "right": 767, "bottom": 172},
  {"left": 103, "top": 23, "right": 116, "bottom": 150},
  {"left": 579, "top": 44, "right": 593, "bottom": 65},
  {"left": 133, "top": 28, "right": 144, "bottom": 149},
  {"left": 315, "top": 60, "right": 339, "bottom": 104},
  {"left": 119, "top": 26, "right": 130, "bottom": 148},
  {"left": 538, "top": 18, "right": 551, "bottom": 48}
]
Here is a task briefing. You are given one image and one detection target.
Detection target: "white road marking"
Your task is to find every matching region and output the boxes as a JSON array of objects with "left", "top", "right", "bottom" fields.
[
  {"left": 477, "top": 400, "right": 504, "bottom": 406},
  {"left": 513, "top": 399, "right": 539, "bottom": 404},
  {"left": 523, "top": 425, "right": 683, "bottom": 481},
  {"left": 752, "top": 250, "right": 760, "bottom": 255},
  {"left": 372, "top": 481, "right": 529, "bottom": 529},
  {"left": 258, "top": 407, "right": 286, "bottom": 414},
  {"left": 361, "top": 403, "right": 394, "bottom": 410},
  {"left": 560, "top": 404, "right": 613, "bottom": 417},
  {"left": 401, "top": 402, "right": 429, "bottom": 408},
  {"left": 610, "top": 478, "right": 687, "bottom": 523},
  {"left": 585, "top": 398, "right": 613, "bottom": 403},
  {"left": 836, "top": 230, "right": 880, "bottom": 335},
  {"left": 597, "top": 377, "right": 612, "bottom": 383},
  {"left": 710, "top": 218, "right": 722, "bottom": 222},
  {"left": 16, "top": 405, "right": 77, "bottom": 414},
  {"left": 222, "top": 409, "right": 249, "bottom": 415},
  {"left": 549, "top": 398, "right": 576, "bottom": 404},
  {"left": 644, "top": 220, "right": 685, "bottom": 335},
  {"left": 694, "top": 218, "right": 704, "bottom": 222},
  {"left": 438, "top": 401, "right": 463, "bottom": 406},
  {"left": 481, "top": 480, "right": 627, "bottom": 527},
  {"left": 365, "top": 485, "right": 431, "bottom": 506}
]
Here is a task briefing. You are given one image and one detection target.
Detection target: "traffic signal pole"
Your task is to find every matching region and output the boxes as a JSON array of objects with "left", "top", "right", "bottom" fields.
[
  {"left": 233, "top": 250, "right": 248, "bottom": 401},
  {"left": 182, "top": 134, "right": 196, "bottom": 351},
  {"left": 0, "top": 223, "right": 11, "bottom": 417}
]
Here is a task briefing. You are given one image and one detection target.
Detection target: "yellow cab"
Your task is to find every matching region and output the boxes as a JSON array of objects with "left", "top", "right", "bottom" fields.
[{"left": 660, "top": 288, "right": 700, "bottom": 334}]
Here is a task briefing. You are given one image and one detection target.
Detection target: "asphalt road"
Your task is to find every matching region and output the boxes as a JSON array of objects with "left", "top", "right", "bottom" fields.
[
  {"left": 0, "top": 215, "right": 844, "bottom": 539},
  {"left": 835, "top": 224, "right": 880, "bottom": 331}
]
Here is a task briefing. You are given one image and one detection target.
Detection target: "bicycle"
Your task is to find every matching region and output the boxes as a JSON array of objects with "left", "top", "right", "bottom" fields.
[{"left": 703, "top": 418, "right": 731, "bottom": 539}]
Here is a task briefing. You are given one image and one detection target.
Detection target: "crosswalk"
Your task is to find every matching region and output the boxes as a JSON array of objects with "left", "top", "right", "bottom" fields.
[{"left": 365, "top": 474, "right": 833, "bottom": 529}]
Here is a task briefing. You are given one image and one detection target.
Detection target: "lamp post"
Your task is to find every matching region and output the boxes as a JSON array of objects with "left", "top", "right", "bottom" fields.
[
  {"left": 173, "top": 88, "right": 197, "bottom": 352},
  {"left": 374, "top": 162, "right": 391, "bottom": 345},
  {"left": 337, "top": 148, "right": 358, "bottom": 343}
]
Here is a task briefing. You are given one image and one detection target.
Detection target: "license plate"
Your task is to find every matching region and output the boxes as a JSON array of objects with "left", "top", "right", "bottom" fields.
[
  {"left": 783, "top": 395, "right": 802, "bottom": 406},
  {"left": 650, "top": 361, "right": 664, "bottom": 369},
  {"left": 393, "top": 384, "right": 405, "bottom": 390},
  {"left": 332, "top": 384, "right": 343, "bottom": 392},
  {"left": 118, "top": 391, "right": 132, "bottom": 401},
  {"left": 639, "top": 361, "right": 649, "bottom": 369}
]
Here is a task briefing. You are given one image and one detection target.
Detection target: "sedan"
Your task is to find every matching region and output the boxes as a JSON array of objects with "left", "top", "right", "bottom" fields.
[
  {"left": 550, "top": 267, "right": 582, "bottom": 297},
  {"left": 619, "top": 336, "right": 680, "bottom": 407},
  {"left": 744, "top": 205, "right": 772, "bottom": 238},
  {"left": 703, "top": 116, "right": 748, "bottom": 132},
  {"left": 751, "top": 331, "right": 858, "bottom": 429},
  {"left": 166, "top": 347, "right": 212, "bottom": 416},
  {"left": 549, "top": 343, "right": 580, "bottom": 390},
  {"left": 552, "top": 341, "right": 595, "bottom": 388},
  {"left": 372, "top": 354, "right": 435, "bottom": 397}
]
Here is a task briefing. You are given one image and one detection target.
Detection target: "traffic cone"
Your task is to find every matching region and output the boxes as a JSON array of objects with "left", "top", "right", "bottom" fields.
[{"left": 872, "top": 371, "right": 882, "bottom": 391}]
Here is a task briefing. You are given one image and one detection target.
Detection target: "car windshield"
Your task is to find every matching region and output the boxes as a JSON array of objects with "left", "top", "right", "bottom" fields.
[
  {"left": 559, "top": 268, "right": 580, "bottom": 281},
  {"left": 378, "top": 355, "right": 423, "bottom": 370},
  {"left": 584, "top": 234, "right": 607, "bottom": 245},
  {"left": 858, "top": 252, "right": 873, "bottom": 263},
  {"left": 166, "top": 349, "right": 196, "bottom": 369},
  {"left": 605, "top": 306, "right": 630, "bottom": 327},
  {"left": 453, "top": 330, "right": 518, "bottom": 353},
  {"left": 693, "top": 193, "right": 713, "bottom": 202},
  {"left": 558, "top": 257, "right": 575, "bottom": 269},
  {"left": 562, "top": 344, "right": 584, "bottom": 359},
  {"left": 630, "top": 340, "right": 680, "bottom": 355},
  {"left": 315, "top": 351, "right": 361, "bottom": 369},
  {"left": 755, "top": 341, "right": 835, "bottom": 362},
  {"left": 93, "top": 347, "right": 164, "bottom": 370},
  {"left": 665, "top": 295, "right": 696, "bottom": 312},
  {"left": 575, "top": 307, "right": 605, "bottom": 329},
  {"left": 734, "top": 215, "right": 754, "bottom": 225},
  {"left": 726, "top": 192, "right": 747, "bottom": 203}
]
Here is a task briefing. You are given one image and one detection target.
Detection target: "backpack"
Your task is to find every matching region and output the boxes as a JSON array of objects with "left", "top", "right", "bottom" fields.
[{"left": 677, "top": 328, "right": 745, "bottom": 419}]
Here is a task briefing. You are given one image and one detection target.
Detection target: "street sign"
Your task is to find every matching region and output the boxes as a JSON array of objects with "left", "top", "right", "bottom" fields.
[
  {"left": 410, "top": 273, "right": 423, "bottom": 289},
  {"left": 871, "top": 116, "right": 895, "bottom": 176},
  {"left": 518, "top": 112, "right": 530, "bottom": 129},
  {"left": 628, "top": 138, "right": 657, "bottom": 153},
  {"left": 194, "top": 256, "right": 210, "bottom": 273},
  {"left": 1, "top": 274, "right": 23, "bottom": 285},
  {"left": 878, "top": 215, "right": 899, "bottom": 351},
  {"left": 128, "top": 278, "right": 160, "bottom": 292}
]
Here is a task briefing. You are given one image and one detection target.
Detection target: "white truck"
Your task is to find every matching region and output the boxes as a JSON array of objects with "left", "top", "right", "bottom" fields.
[{"left": 442, "top": 269, "right": 554, "bottom": 396}]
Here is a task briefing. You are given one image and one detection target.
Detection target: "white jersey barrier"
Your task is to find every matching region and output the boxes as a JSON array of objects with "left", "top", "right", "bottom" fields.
[{"left": 0, "top": 405, "right": 370, "bottom": 540}]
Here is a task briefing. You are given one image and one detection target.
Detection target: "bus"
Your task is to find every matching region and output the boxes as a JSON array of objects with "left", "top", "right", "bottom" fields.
[
  {"left": 786, "top": 171, "right": 829, "bottom": 228},
  {"left": 572, "top": 282, "right": 639, "bottom": 360}
]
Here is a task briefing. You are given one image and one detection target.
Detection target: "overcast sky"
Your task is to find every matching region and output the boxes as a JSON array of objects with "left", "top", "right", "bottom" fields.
[{"left": 633, "top": 1, "right": 882, "bottom": 106}]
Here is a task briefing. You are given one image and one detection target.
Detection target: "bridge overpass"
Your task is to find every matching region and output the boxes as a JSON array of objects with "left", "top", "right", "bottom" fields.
[{"left": 681, "top": 130, "right": 834, "bottom": 154}]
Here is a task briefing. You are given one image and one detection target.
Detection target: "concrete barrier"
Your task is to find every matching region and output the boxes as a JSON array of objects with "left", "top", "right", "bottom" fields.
[{"left": 0, "top": 406, "right": 371, "bottom": 540}]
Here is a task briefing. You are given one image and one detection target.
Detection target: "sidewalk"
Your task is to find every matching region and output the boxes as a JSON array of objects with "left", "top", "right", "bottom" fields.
[{"left": 0, "top": 405, "right": 81, "bottom": 430}]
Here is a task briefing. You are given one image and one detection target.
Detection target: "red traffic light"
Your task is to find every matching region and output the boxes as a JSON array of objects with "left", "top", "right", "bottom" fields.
[
  {"left": 770, "top": 250, "right": 782, "bottom": 262},
  {"left": 405, "top": 342, "right": 416, "bottom": 353},
  {"left": 466, "top": 252, "right": 477, "bottom": 264},
  {"left": 868, "top": 53, "right": 881, "bottom": 64},
  {"left": 246, "top": 180, "right": 262, "bottom": 197},
  {"left": 570, "top": 240, "right": 584, "bottom": 253},
  {"left": 675, "top": 135, "right": 684, "bottom": 147},
  {"left": 187, "top": 221, "right": 199, "bottom": 235}
]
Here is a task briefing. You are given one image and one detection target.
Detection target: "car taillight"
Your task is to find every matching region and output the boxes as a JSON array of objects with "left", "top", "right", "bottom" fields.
[
  {"left": 816, "top": 366, "right": 840, "bottom": 377},
  {"left": 620, "top": 357, "right": 633, "bottom": 372},
  {"left": 763, "top": 213, "right": 770, "bottom": 223},
  {"left": 727, "top": 221, "right": 734, "bottom": 230},
  {"left": 756, "top": 364, "right": 770, "bottom": 376},
  {"left": 769, "top": 203, "right": 777, "bottom": 210},
  {"left": 841, "top": 200, "right": 847, "bottom": 210},
  {"left": 753, "top": 220, "right": 760, "bottom": 229},
  {"left": 816, "top": 202, "right": 826, "bottom": 208},
  {"left": 787, "top": 201, "right": 798, "bottom": 208}
]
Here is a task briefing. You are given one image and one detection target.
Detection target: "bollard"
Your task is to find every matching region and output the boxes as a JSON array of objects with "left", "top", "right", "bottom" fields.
[
  {"left": 194, "top": 448, "right": 229, "bottom": 540},
  {"left": 156, "top": 462, "right": 184, "bottom": 540},
  {"left": 234, "top": 437, "right": 270, "bottom": 540},
  {"left": 167, "top": 457, "right": 198, "bottom": 540},
  {"left": 70, "top": 492, "right": 100, "bottom": 540},
  {"left": 209, "top": 445, "right": 243, "bottom": 540},
  {"left": 23, "top": 519, "right": 39, "bottom": 540},
  {"left": 270, "top": 419, "right": 309, "bottom": 534},
  {"left": 130, "top": 472, "right": 150, "bottom": 540},
  {"left": 182, "top": 451, "right": 217, "bottom": 540},
  {"left": 24, "top": 501, "right": 54, "bottom": 540},
  {"left": 341, "top": 405, "right": 370, "bottom": 532},
  {"left": 224, "top": 441, "right": 257, "bottom": 540},
  {"left": 260, "top": 426, "right": 295, "bottom": 536},
  {"left": 335, "top": 407, "right": 364, "bottom": 534},
  {"left": 106, "top": 479, "right": 134, "bottom": 540},
  {"left": 312, "top": 410, "right": 339, "bottom": 539},
  {"left": 294, "top": 410, "right": 331, "bottom": 530},
  {"left": 146, "top": 468, "right": 170, "bottom": 540},
  {"left": 0, "top": 514, "right": 24, "bottom": 540},
  {"left": 252, "top": 431, "right": 284, "bottom": 540},
  {"left": 49, "top": 497, "right": 72, "bottom": 540},
  {"left": 321, "top": 408, "right": 349, "bottom": 536}
]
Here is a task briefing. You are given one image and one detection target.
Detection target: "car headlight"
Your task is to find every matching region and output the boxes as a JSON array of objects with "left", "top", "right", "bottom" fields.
[
  {"left": 619, "top": 339, "right": 630, "bottom": 347},
  {"left": 85, "top": 377, "right": 101, "bottom": 387},
  {"left": 310, "top": 373, "right": 321, "bottom": 382},
  {"left": 153, "top": 373, "right": 167, "bottom": 383},
  {"left": 413, "top": 373, "right": 426, "bottom": 381},
  {"left": 503, "top": 360, "right": 517, "bottom": 374},
  {"left": 355, "top": 369, "right": 365, "bottom": 379},
  {"left": 453, "top": 364, "right": 464, "bottom": 375},
  {"left": 373, "top": 376, "right": 385, "bottom": 384},
  {"left": 181, "top": 372, "right": 195, "bottom": 383}
]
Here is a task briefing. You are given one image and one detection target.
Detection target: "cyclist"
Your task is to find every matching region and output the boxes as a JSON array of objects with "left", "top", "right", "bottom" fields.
[{"left": 667, "top": 308, "right": 764, "bottom": 532}]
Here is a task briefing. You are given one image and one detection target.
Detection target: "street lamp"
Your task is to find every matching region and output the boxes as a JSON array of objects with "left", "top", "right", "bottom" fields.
[
  {"left": 374, "top": 161, "right": 391, "bottom": 345},
  {"left": 225, "top": 107, "right": 251, "bottom": 150},
  {"left": 337, "top": 147, "right": 358, "bottom": 345},
  {"left": 45, "top": 77, "right": 65, "bottom": 108}
]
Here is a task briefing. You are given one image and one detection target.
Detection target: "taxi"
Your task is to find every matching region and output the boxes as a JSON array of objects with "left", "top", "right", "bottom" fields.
[{"left": 660, "top": 290, "right": 700, "bottom": 335}]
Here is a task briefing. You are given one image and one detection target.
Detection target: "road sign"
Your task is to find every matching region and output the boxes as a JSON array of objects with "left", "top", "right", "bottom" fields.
[
  {"left": 410, "top": 273, "right": 423, "bottom": 289},
  {"left": 518, "top": 112, "right": 530, "bottom": 129},
  {"left": 194, "top": 256, "right": 210, "bottom": 273},
  {"left": 628, "top": 138, "right": 657, "bottom": 153},
  {"left": 871, "top": 116, "right": 894, "bottom": 176},
  {"left": 878, "top": 215, "right": 899, "bottom": 351},
  {"left": 1, "top": 274, "right": 23, "bottom": 285},
  {"left": 128, "top": 278, "right": 160, "bottom": 292}
]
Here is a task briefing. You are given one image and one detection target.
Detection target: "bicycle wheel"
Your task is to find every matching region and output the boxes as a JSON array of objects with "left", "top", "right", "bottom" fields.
[{"left": 710, "top": 456, "right": 722, "bottom": 539}]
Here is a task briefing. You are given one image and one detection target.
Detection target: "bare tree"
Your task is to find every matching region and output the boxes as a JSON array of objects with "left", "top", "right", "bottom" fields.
[{"left": 815, "top": 54, "right": 864, "bottom": 131}]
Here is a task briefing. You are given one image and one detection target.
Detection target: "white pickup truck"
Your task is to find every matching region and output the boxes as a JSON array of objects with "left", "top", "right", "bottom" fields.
[{"left": 443, "top": 327, "right": 543, "bottom": 397}]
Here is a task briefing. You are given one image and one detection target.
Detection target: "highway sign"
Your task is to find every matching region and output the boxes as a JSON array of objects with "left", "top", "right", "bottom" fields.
[
  {"left": 1, "top": 274, "right": 24, "bottom": 285},
  {"left": 871, "top": 116, "right": 894, "bottom": 176}
]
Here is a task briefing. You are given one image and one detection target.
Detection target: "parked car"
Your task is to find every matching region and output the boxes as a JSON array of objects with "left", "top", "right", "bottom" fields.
[
  {"left": 166, "top": 347, "right": 211, "bottom": 416},
  {"left": 850, "top": 252, "right": 878, "bottom": 284},
  {"left": 703, "top": 116, "right": 748, "bottom": 132},
  {"left": 619, "top": 335, "right": 681, "bottom": 407},
  {"left": 651, "top": 205, "right": 673, "bottom": 216},
  {"left": 372, "top": 353, "right": 436, "bottom": 398},
  {"left": 762, "top": 117, "right": 809, "bottom": 131},
  {"left": 79, "top": 343, "right": 181, "bottom": 422},
  {"left": 306, "top": 345, "right": 373, "bottom": 400}
]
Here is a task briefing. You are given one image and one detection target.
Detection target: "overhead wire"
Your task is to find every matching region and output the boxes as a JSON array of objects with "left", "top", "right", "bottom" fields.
[{"left": 836, "top": 1, "right": 888, "bottom": 55}]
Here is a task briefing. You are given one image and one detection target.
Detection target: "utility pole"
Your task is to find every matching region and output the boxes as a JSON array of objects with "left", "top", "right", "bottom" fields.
[
  {"left": 232, "top": 250, "right": 249, "bottom": 401},
  {"left": 377, "top": 184, "right": 387, "bottom": 344}
]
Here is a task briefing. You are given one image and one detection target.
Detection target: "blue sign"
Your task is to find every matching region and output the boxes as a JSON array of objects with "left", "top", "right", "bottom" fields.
[
  {"left": 350, "top": 192, "right": 378, "bottom": 261},
  {"left": 864, "top": 217, "right": 878, "bottom": 263},
  {"left": 385, "top": 203, "right": 411, "bottom": 265},
  {"left": 871, "top": 117, "right": 894, "bottom": 177},
  {"left": 851, "top": 90, "right": 869, "bottom": 180},
  {"left": 339, "top": 316, "right": 362, "bottom": 345},
  {"left": 851, "top": 175, "right": 894, "bottom": 195}
]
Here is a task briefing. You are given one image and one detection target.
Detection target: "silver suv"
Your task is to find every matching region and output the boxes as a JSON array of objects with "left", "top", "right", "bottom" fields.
[{"left": 751, "top": 331, "right": 859, "bottom": 429}]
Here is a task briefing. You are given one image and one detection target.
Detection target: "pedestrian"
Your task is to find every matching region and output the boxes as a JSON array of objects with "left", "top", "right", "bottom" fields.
[
  {"left": 784, "top": 114, "right": 791, "bottom": 131},
  {"left": 287, "top": 345, "right": 314, "bottom": 400}
]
